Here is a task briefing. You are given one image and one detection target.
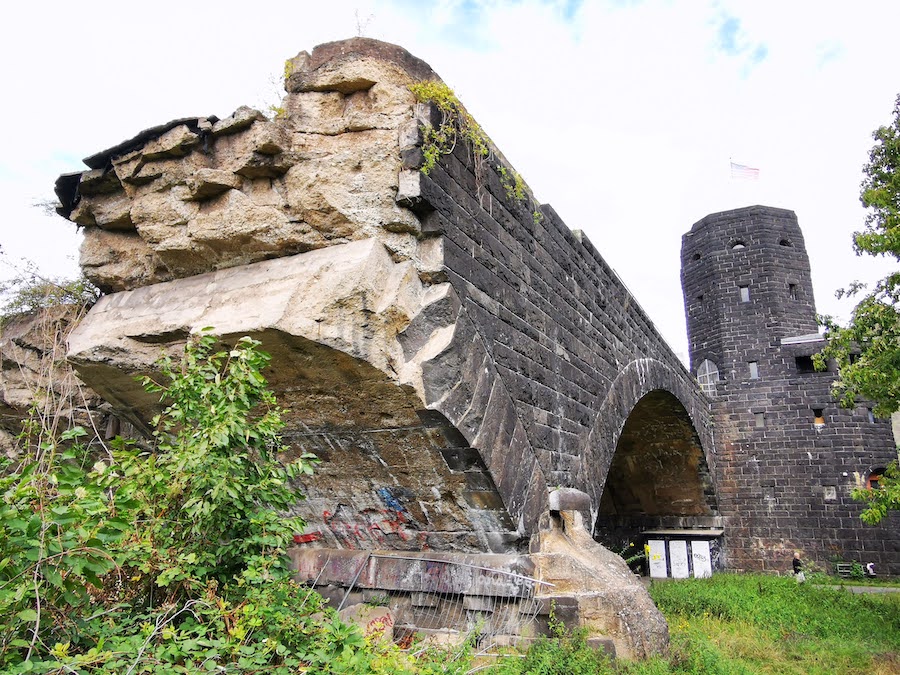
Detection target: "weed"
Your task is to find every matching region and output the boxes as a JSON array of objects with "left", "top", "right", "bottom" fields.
[{"left": 408, "top": 80, "right": 489, "bottom": 175}]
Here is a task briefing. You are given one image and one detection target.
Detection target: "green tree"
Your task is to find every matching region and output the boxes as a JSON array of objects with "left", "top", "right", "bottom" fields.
[
  {"left": 1, "top": 331, "right": 430, "bottom": 673},
  {"left": 818, "top": 93, "right": 900, "bottom": 524}
]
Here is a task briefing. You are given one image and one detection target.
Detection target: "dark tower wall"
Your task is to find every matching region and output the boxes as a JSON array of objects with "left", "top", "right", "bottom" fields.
[
  {"left": 682, "top": 205, "right": 817, "bottom": 376},
  {"left": 681, "top": 205, "right": 900, "bottom": 574}
]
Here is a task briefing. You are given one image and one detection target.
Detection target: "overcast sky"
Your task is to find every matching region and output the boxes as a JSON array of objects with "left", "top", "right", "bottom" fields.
[{"left": 2, "top": 0, "right": 898, "bottom": 364}]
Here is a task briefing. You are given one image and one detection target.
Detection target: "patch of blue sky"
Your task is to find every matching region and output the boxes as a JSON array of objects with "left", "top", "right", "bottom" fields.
[
  {"left": 816, "top": 41, "right": 843, "bottom": 68},
  {"left": 558, "top": 0, "right": 583, "bottom": 21},
  {"left": 391, "top": 0, "right": 493, "bottom": 49},
  {"left": 393, "top": 0, "right": 584, "bottom": 48},
  {"left": 717, "top": 15, "right": 741, "bottom": 54},
  {"left": 749, "top": 44, "right": 767, "bottom": 66},
  {"left": 713, "top": 11, "right": 767, "bottom": 74}
]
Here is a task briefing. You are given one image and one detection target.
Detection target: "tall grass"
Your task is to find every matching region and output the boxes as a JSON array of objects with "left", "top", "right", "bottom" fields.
[
  {"left": 487, "top": 574, "right": 900, "bottom": 674},
  {"left": 640, "top": 574, "right": 900, "bottom": 674}
]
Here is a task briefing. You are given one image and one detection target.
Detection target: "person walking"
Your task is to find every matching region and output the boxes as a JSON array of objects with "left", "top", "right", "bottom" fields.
[{"left": 792, "top": 552, "right": 805, "bottom": 583}]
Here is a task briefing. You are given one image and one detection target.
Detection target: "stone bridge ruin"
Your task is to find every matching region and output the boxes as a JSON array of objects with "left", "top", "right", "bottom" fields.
[
  {"left": 56, "top": 37, "right": 719, "bottom": 552},
  {"left": 51, "top": 38, "right": 732, "bottom": 658},
  {"left": 49, "top": 35, "right": 900, "bottom": 658}
]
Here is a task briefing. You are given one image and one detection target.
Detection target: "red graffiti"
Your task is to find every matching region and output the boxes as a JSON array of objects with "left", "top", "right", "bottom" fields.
[
  {"left": 365, "top": 613, "right": 394, "bottom": 636},
  {"left": 293, "top": 532, "right": 323, "bottom": 544}
]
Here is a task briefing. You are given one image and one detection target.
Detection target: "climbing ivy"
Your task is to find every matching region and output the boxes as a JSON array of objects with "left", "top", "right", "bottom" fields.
[
  {"left": 408, "top": 80, "right": 545, "bottom": 225},
  {"left": 408, "top": 80, "right": 490, "bottom": 175}
]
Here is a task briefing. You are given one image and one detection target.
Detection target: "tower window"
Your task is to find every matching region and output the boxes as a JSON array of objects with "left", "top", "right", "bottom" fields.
[
  {"left": 697, "top": 359, "right": 719, "bottom": 396},
  {"left": 867, "top": 408, "right": 876, "bottom": 424},
  {"left": 867, "top": 468, "right": 885, "bottom": 490},
  {"left": 789, "top": 283, "right": 798, "bottom": 300},
  {"left": 748, "top": 361, "right": 759, "bottom": 379},
  {"left": 795, "top": 355, "right": 816, "bottom": 374},
  {"left": 813, "top": 408, "right": 825, "bottom": 426},
  {"left": 779, "top": 238, "right": 793, "bottom": 247},
  {"left": 731, "top": 240, "right": 746, "bottom": 250},
  {"left": 739, "top": 285, "right": 750, "bottom": 302},
  {"left": 692, "top": 252, "right": 701, "bottom": 261}
]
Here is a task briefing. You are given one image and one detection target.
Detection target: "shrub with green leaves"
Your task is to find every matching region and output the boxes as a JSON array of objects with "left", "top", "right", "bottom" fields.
[
  {"left": 0, "top": 269, "right": 99, "bottom": 320},
  {"left": 0, "top": 331, "right": 449, "bottom": 673}
]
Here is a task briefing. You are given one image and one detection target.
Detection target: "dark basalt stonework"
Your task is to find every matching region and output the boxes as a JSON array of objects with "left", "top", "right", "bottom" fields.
[
  {"left": 49, "top": 37, "right": 899, "bottom": 579},
  {"left": 682, "top": 205, "right": 900, "bottom": 574}
]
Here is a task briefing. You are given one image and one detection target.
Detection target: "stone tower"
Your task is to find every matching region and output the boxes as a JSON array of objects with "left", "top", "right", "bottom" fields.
[{"left": 681, "top": 205, "right": 900, "bottom": 574}]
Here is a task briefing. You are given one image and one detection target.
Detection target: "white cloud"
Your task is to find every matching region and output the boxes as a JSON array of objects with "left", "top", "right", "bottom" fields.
[{"left": 3, "top": 0, "right": 898, "bottom": 365}]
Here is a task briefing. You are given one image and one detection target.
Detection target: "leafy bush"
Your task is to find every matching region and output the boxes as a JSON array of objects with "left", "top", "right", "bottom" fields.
[
  {"left": 0, "top": 268, "right": 99, "bottom": 319},
  {"left": 0, "top": 332, "right": 457, "bottom": 673},
  {"left": 486, "top": 616, "right": 613, "bottom": 675}
]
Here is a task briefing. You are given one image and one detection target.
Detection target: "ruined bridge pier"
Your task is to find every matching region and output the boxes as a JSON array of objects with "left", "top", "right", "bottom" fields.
[{"left": 56, "top": 38, "right": 726, "bottom": 657}]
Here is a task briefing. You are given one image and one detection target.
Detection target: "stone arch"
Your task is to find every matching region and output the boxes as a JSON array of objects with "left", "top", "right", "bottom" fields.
[{"left": 576, "top": 358, "right": 717, "bottom": 536}]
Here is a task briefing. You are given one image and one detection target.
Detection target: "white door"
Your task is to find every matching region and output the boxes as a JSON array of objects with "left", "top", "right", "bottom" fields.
[
  {"left": 648, "top": 539, "right": 668, "bottom": 578},
  {"left": 669, "top": 540, "right": 690, "bottom": 579},
  {"left": 690, "top": 540, "right": 712, "bottom": 578}
]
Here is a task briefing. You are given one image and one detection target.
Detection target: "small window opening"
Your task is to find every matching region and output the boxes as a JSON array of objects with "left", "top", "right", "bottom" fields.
[
  {"left": 748, "top": 361, "right": 759, "bottom": 379},
  {"left": 867, "top": 408, "right": 876, "bottom": 424},
  {"left": 779, "top": 238, "right": 793, "bottom": 247},
  {"left": 754, "top": 412, "right": 765, "bottom": 428},
  {"left": 795, "top": 355, "right": 816, "bottom": 374},
  {"left": 789, "top": 283, "right": 797, "bottom": 300},
  {"left": 696, "top": 294, "right": 704, "bottom": 302},
  {"left": 867, "top": 468, "right": 885, "bottom": 490},
  {"left": 731, "top": 240, "right": 746, "bottom": 250},
  {"left": 813, "top": 408, "right": 825, "bottom": 426},
  {"left": 739, "top": 285, "right": 750, "bottom": 302},
  {"left": 692, "top": 252, "right": 701, "bottom": 261}
]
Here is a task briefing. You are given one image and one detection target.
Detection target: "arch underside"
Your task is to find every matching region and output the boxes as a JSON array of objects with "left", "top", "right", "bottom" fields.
[{"left": 594, "top": 389, "right": 719, "bottom": 547}]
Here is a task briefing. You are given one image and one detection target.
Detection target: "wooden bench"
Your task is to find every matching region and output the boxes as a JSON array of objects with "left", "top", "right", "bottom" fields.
[{"left": 834, "top": 563, "right": 853, "bottom": 578}]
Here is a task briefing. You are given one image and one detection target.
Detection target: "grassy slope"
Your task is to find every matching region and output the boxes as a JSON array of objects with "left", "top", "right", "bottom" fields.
[
  {"left": 485, "top": 574, "right": 900, "bottom": 674},
  {"left": 636, "top": 574, "right": 900, "bottom": 675}
]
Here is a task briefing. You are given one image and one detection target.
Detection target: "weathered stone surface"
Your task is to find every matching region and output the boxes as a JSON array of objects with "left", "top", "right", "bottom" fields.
[
  {"left": 66, "top": 239, "right": 526, "bottom": 551},
  {"left": 681, "top": 206, "right": 900, "bottom": 574},
  {"left": 338, "top": 604, "right": 395, "bottom": 641},
  {"left": 531, "top": 510, "right": 669, "bottom": 661},
  {"left": 0, "top": 306, "right": 106, "bottom": 458},
  {"left": 79, "top": 229, "right": 172, "bottom": 292},
  {"left": 183, "top": 168, "right": 242, "bottom": 200},
  {"left": 141, "top": 124, "right": 200, "bottom": 160},
  {"left": 285, "top": 38, "right": 438, "bottom": 94},
  {"left": 211, "top": 106, "right": 266, "bottom": 136},
  {"left": 55, "top": 40, "right": 429, "bottom": 293}
]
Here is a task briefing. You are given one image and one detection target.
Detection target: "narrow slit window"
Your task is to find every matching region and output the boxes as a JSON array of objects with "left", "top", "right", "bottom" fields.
[
  {"left": 748, "top": 361, "right": 759, "bottom": 379},
  {"left": 867, "top": 408, "right": 876, "bottom": 424},
  {"left": 813, "top": 408, "right": 825, "bottom": 426},
  {"left": 739, "top": 285, "right": 750, "bottom": 302},
  {"left": 789, "top": 284, "right": 797, "bottom": 300}
]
